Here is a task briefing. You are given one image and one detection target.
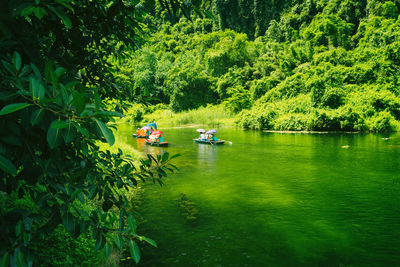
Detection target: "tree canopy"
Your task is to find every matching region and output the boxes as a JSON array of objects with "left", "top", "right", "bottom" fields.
[
  {"left": 0, "top": 0, "right": 185, "bottom": 265},
  {"left": 116, "top": 0, "right": 400, "bottom": 132}
]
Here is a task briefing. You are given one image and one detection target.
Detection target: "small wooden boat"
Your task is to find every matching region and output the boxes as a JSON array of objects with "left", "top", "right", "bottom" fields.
[
  {"left": 193, "top": 139, "right": 225, "bottom": 145},
  {"left": 145, "top": 140, "right": 169, "bottom": 147},
  {"left": 132, "top": 134, "right": 149, "bottom": 138}
]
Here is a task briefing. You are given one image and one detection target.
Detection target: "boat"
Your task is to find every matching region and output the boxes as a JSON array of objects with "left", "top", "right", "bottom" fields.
[
  {"left": 145, "top": 140, "right": 169, "bottom": 147},
  {"left": 193, "top": 139, "right": 225, "bottom": 145},
  {"left": 132, "top": 134, "right": 149, "bottom": 138}
]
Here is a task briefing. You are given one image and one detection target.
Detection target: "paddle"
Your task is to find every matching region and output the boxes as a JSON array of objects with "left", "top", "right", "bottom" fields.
[{"left": 208, "top": 139, "right": 214, "bottom": 146}]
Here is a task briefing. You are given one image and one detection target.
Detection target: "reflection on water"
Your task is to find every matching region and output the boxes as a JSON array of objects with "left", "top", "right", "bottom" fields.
[
  {"left": 197, "top": 143, "right": 218, "bottom": 166},
  {"left": 116, "top": 125, "right": 400, "bottom": 266}
]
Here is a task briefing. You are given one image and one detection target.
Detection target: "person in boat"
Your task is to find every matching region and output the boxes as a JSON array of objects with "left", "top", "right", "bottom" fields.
[
  {"left": 148, "top": 134, "right": 157, "bottom": 143},
  {"left": 209, "top": 134, "right": 218, "bottom": 141},
  {"left": 148, "top": 133, "right": 163, "bottom": 143},
  {"left": 136, "top": 128, "right": 140, "bottom": 136},
  {"left": 138, "top": 126, "right": 152, "bottom": 137},
  {"left": 199, "top": 131, "right": 206, "bottom": 141}
]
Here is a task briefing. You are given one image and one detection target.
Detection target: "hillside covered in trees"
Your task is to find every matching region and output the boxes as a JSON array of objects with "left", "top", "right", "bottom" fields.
[
  {"left": 1, "top": 0, "right": 400, "bottom": 266},
  {"left": 118, "top": 0, "right": 400, "bottom": 132}
]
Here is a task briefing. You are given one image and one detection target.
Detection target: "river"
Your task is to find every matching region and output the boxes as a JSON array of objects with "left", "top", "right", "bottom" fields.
[{"left": 117, "top": 125, "right": 400, "bottom": 266}]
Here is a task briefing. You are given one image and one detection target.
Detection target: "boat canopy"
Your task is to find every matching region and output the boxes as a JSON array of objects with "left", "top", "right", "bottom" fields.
[{"left": 146, "top": 122, "right": 157, "bottom": 129}]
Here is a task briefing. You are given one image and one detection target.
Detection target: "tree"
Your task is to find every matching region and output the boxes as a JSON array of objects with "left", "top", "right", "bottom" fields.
[{"left": 0, "top": 0, "right": 186, "bottom": 265}]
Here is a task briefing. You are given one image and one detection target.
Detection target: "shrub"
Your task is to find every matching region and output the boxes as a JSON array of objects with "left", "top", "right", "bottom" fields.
[
  {"left": 367, "top": 111, "right": 396, "bottom": 132},
  {"left": 224, "top": 85, "right": 252, "bottom": 113},
  {"left": 274, "top": 113, "right": 311, "bottom": 131},
  {"left": 236, "top": 106, "right": 277, "bottom": 130},
  {"left": 32, "top": 226, "right": 99, "bottom": 267},
  {"left": 337, "top": 106, "right": 368, "bottom": 131},
  {"left": 250, "top": 76, "right": 280, "bottom": 100},
  {"left": 321, "top": 87, "right": 345, "bottom": 109},
  {"left": 310, "top": 110, "right": 341, "bottom": 131}
]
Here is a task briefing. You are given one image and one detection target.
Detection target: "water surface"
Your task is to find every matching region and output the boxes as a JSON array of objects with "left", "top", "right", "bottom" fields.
[{"left": 117, "top": 125, "right": 400, "bottom": 266}]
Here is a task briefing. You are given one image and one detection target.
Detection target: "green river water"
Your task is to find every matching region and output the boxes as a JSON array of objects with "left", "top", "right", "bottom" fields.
[{"left": 117, "top": 125, "right": 400, "bottom": 266}]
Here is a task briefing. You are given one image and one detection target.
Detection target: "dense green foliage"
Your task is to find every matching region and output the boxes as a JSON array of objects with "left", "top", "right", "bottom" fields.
[
  {"left": 2, "top": 0, "right": 400, "bottom": 265},
  {"left": 0, "top": 0, "right": 193, "bottom": 266},
  {"left": 116, "top": 0, "right": 400, "bottom": 131}
]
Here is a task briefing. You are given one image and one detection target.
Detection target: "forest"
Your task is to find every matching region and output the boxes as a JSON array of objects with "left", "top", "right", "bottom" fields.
[
  {"left": 1, "top": 0, "right": 400, "bottom": 266},
  {"left": 120, "top": 0, "right": 400, "bottom": 132}
]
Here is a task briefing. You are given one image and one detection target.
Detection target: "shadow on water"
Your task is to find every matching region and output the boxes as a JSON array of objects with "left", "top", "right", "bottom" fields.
[{"left": 116, "top": 125, "right": 400, "bottom": 266}]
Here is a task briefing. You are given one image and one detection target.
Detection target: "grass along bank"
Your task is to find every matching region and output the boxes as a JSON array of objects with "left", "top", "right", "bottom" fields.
[
  {"left": 119, "top": 97, "right": 400, "bottom": 133},
  {"left": 120, "top": 104, "right": 235, "bottom": 128}
]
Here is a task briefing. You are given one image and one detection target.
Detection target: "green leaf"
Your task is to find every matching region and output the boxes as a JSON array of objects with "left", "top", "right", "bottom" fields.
[
  {"left": 72, "top": 91, "right": 86, "bottom": 114},
  {"left": 114, "top": 234, "right": 124, "bottom": 249},
  {"left": 94, "top": 90, "right": 101, "bottom": 110},
  {"left": 16, "top": 250, "right": 27, "bottom": 267},
  {"left": 95, "top": 233, "right": 106, "bottom": 251},
  {"left": 77, "top": 192, "right": 85, "bottom": 204},
  {"left": 13, "top": 52, "right": 21, "bottom": 71},
  {"left": 161, "top": 152, "right": 169, "bottom": 163},
  {"left": 95, "top": 118, "right": 115, "bottom": 146},
  {"left": 33, "top": 7, "right": 47, "bottom": 19},
  {"left": 62, "top": 212, "right": 75, "bottom": 235},
  {"left": 97, "top": 110, "right": 124, "bottom": 117},
  {"left": 103, "top": 242, "right": 111, "bottom": 258},
  {"left": 128, "top": 240, "right": 141, "bottom": 264},
  {"left": 15, "top": 220, "right": 23, "bottom": 236},
  {"left": 47, "top": 6, "right": 72, "bottom": 29},
  {"left": 20, "top": 6, "right": 35, "bottom": 17},
  {"left": 55, "top": 67, "right": 66, "bottom": 78},
  {"left": 46, "top": 126, "right": 61, "bottom": 149},
  {"left": 0, "top": 103, "right": 30, "bottom": 115},
  {"left": 0, "top": 154, "right": 17, "bottom": 175},
  {"left": 37, "top": 83, "right": 45, "bottom": 100},
  {"left": 128, "top": 214, "right": 137, "bottom": 232},
  {"left": 118, "top": 210, "right": 125, "bottom": 231},
  {"left": 51, "top": 119, "right": 69, "bottom": 129},
  {"left": 30, "top": 109, "right": 44, "bottom": 126},
  {"left": 55, "top": 0, "right": 74, "bottom": 11},
  {"left": 1, "top": 60, "right": 16, "bottom": 75},
  {"left": 88, "top": 186, "right": 97, "bottom": 199},
  {"left": 31, "top": 64, "right": 42, "bottom": 78},
  {"left": 140, "top": 236, "right": 157, "bottom": 247},
  {"left": 169, "top": 153, "right": 181, "bottom": 160},
  {"left": 0, "top": 252, "right": 9, "bottom": 267},
  {"left": 30, "top": 77, "right": 45, "bottom": 100},
  {"left": 73, "top": 123, "right": 89, "bottom": 138},
  {"left": 44, "top": 60, "right": 54, "bottom": 83},
  {"left": 63, "top": 123, "right": 75, "bottom": 143}
]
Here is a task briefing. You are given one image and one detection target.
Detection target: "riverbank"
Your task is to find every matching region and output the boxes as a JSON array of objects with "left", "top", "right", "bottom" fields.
[
  {"left": 120, "top": 104, "right": 235, "bottom": 128},
  {"left": 119, "top": 101, "right": 400, "bottom": 134}
]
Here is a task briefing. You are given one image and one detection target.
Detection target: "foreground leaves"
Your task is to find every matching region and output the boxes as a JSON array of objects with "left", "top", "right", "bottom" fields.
[
  {"left": 129, "top": 240, "right": 141, "bottom": 264},
  {"left": 0, "top": 53, "right": 178, "bottom": 265},
  {"left": 0, "top": 103, "right": 30, "bottom": 115}
]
